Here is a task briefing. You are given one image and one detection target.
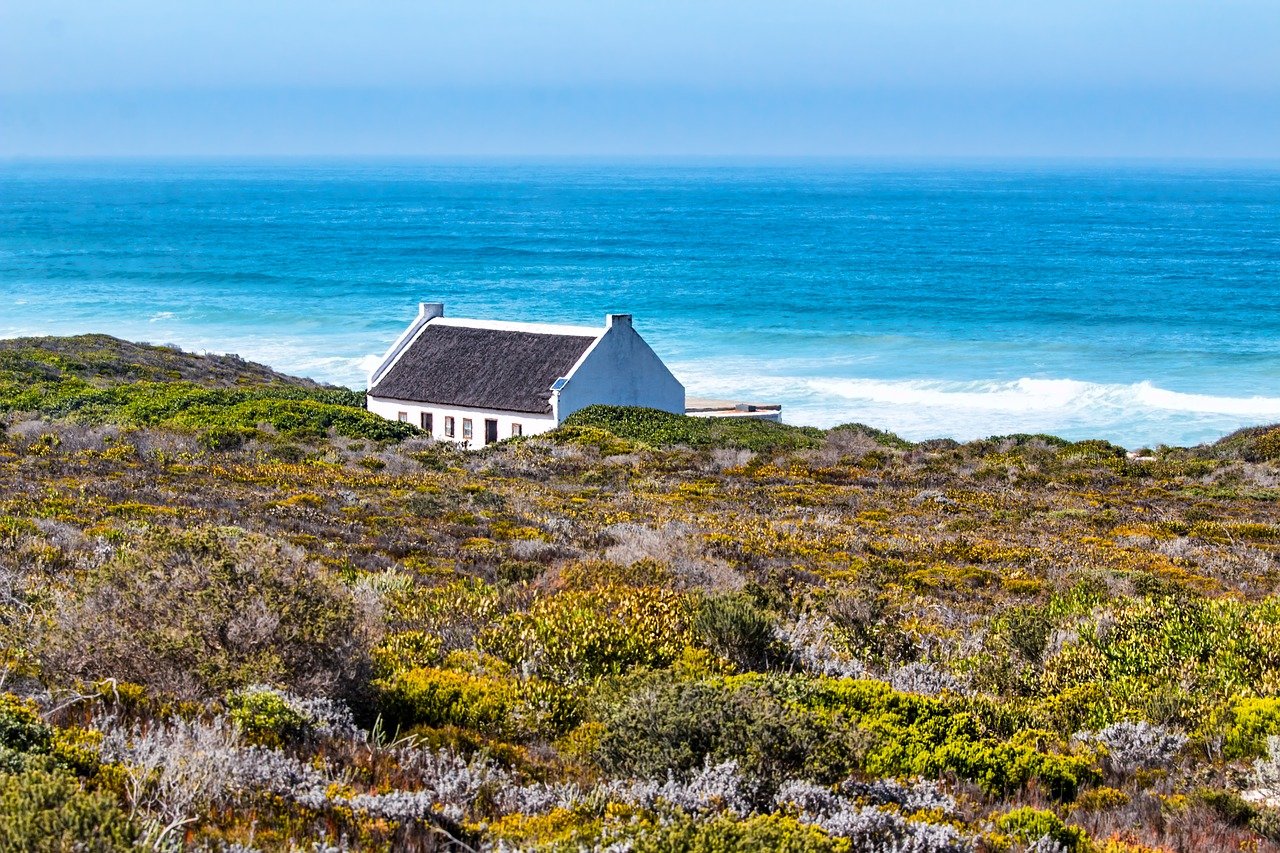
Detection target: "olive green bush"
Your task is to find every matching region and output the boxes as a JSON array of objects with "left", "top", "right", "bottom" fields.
[
  {"left": 993, "top": 806, "right": 1086, "bottom": 850},
  {"left": 561, "top": 405, "right": 824, "bottom": 452},
  {"left": 0, "top": 761, "right": 136, "bottom": 853},
  {"left": 693, "top": 592, "right": 786, "bottom": 672}
]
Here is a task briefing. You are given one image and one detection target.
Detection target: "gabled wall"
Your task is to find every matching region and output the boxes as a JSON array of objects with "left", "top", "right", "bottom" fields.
[{"left": 553, "top": 315, "right": 685, "bottom": 422}]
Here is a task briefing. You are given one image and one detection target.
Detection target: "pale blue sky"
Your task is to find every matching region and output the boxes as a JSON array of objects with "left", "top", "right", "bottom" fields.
[{"left": 2, "top": 0, "right": 1278, "bottom": 157}]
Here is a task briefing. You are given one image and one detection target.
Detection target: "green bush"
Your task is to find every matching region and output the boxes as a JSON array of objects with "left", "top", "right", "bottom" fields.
[
  {"left": 1218, "top": 696, "right": 1280, "bottom": 760},
  {"left": 993, "top": 806, "right": 1086, "bottom": 851},
  {"left": 693, "top": 593, "right": 784, "bottom": 672},
  {"left": 227, "top": 687, "right": 308, "bottom": 747},
  {"left": 481, "top": 586, "right": 693, "bottom": 684},
  {"left": 790, "top": 678, "right": 1097, "bottom": 799},
  {"left": 596, "top": 677, "right": 866, "bottom": 793},
  {"left": 0, "top": 694, "right": 52, "bottom": 756},
  {"left": 623, "top": 812, "right": 848, "bottom": 853},
  {"left": 561, "top": 406, "right": 824, "bottom": 452},
  {"left": 0, "top": 374, "right": 414, "bottom": 445},
  {"left": 1213, "top": 424, "right": 1280, "bottom": 462},
  {"left": 1042, "top": 596, "right": 1280, "bottom": 728},
  {"left": 375, "top": 666, "right": 517, "bottom": 734},
  {"left": 0, "top": 761, "right": 136, "bottom": 852},
  {"left": 373, "top": 666, "right": 579, "bottom": 739}
]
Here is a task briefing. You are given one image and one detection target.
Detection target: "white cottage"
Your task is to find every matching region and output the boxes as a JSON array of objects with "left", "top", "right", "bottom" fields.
[{"left": 366, "top": 302, "right": 685, "bottom": 447}]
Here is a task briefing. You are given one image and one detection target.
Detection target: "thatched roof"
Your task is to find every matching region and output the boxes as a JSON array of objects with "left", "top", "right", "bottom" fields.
[{"left": 370, "top": 324, "right": 596, "bottom": 414}]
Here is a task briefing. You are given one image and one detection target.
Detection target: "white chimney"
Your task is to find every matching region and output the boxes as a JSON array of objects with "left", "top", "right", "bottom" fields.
[
  {"left": 419, "top": 302, "right": 444, "bottom": 320},
  {"left": 607, "top": 313, "right": 632, "bottom": 328}
]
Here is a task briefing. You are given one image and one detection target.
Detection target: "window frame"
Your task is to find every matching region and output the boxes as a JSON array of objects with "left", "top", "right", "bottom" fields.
[
  {"left": 444, "top": 416, "right": 455, "bottom": 437},
  {"left": 511, "top": 422, "right": 522, "bottom": 437},
  {"left": 420, "top": 412, "right": 433, "bottom": 433},
  {"left": 462, "top": 418, "right": 474, "bottom": 440}
]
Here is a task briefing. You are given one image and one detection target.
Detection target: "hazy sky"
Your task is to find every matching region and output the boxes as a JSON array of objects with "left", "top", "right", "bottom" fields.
[{"left": 3, "top": 0, "right": 1278, "bottom": 158}]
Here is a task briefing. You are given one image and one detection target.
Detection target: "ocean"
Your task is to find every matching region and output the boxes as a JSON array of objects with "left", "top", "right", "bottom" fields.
[{"left": 2, "top": 160, "right": 1279, "bottom": 448}]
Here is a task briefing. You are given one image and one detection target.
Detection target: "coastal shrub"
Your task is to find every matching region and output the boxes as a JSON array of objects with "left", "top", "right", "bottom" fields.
[
  {"left": 371, "top": 630, "right": 444, "bottom": 677},
  {"left": 993, "top": 806, "right": 1086, "bottom": 851},
  {"left": 10, "top": 334, "right": 1280, "bottom": 851},
  {"left": 562, "top": 405, "right": 824, "bottom": 452},
  {"left": 1041, "top": 596, "right": 1280, "bottom": 726},
  {"left": 693, "top": 592, "right": 785, "bottom": 672},
  {"left": 598, "top": 674, "right": 1095, "bottom": 801},
  {"left": 794, "top": 679, "right": 1096, "bottom": 799},
  {"left": 597, "top": 677, "right": 867, "bottom": 793},
  {"left": 0, "top": 374, "right": 415, "bottom": 444},
  {"left": 1219, "top": 697, "right": 1280, "bottom": 759},
  {"left": 0, "top": 693, "right": 52, "bottom": 756},
  {"left": 374, "top": 665, "right": 579, "bottom": 739},
  {"left": 481, "top": 586, "right": 693, "bottom": 683},
  {"left": 42, "top": 525, "right": 372, "bottom": 700},
  {"left": 1073, "top": 721, "right": 1186, "bottom": 779},
  {"left": 821, "top": 587, "right": 919, "bottom": 668},
  {"left": 549, "top": 424, "right": 642, "bottom": 456},
  {"left": 375, "top": 665, "right": 517, "bottom": 735},
  {"left": 624, "top": 812, "right": 850, "bottom": 853},
  {"left": 226, "top": 686, "right": 309, "bottom": 747},
  {"left": 0, "top": 334, "right": 314, "bottom": 388},
  {"left": 1213, "top": 424, "right": 1280, "bottom": 462},
  {"left": 0, "top": 761, "right": 136, "bottom": 853},
  {"left": 828, "top": 422, "right": 915, "bottom": 451}
]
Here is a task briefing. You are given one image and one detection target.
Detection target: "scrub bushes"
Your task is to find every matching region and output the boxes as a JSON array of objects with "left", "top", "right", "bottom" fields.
[
  {"left": 561, "top": 405, "right": 825, "bottom": 452},
  {"left": 595, "top": 675, "right": 1094, "bottom": 800},
  {"left": 993, "top": 806, "right": 1087, "bottom": 851},
  {"left": 595, "top": 677, "right": 865, "bottom": 793},
  {"left": 0, "top": 762, "right": 136, "bottom": 853},
  {"left": 481, "top": 586, "right": 693, "bottom": 683},
  {"left": 1041, "top": 596, "right": 1280, "bottom": 727},
  {"left": 373, "top": 665, "right": 580, "bottom": 739},
  {"left": 7, "top": 336, "right": 1280, "bottom": 850},
  {"left": 693, "top": 592, "right": 785, "bottom": 672},
  {"left": 41, "top": 526, "right": 373, "bottom": 700},
  {"left": 0, "top": 694, "right": 51, "bottom": 757},
  {"left": 0, "top": 346, "right": 414, "bottom": 445}
]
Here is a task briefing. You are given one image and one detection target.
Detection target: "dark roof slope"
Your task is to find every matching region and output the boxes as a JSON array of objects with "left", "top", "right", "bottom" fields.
[{"left": 370, "top": 324, "right": 597, "bottom": 414}]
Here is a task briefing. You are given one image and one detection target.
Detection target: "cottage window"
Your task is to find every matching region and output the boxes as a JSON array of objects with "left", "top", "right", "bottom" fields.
[
  {"left": 420, "top": 412, "right": 433, "bottom": 433},
  {"left": 397, "top": 411, "right": 408, "bottom": 422},
  {"left": 462, "top": 418, "right": 474, "bottom": 440},
  {"left": 444, "top": 416, "right": 455, "bottom": 437},
  {"left": 511, "top": 423, "right": 522, "bottom": 437}
]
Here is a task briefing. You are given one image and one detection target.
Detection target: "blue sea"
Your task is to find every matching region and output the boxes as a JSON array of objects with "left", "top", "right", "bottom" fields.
[{"left": 2, "top": 160, "right": 1279, "bottom": 448}]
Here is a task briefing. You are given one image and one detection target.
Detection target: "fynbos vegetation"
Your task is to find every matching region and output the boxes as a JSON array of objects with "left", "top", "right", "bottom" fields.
[{"left": 2, "top": 335, "right": 1280, "bottom": 851}]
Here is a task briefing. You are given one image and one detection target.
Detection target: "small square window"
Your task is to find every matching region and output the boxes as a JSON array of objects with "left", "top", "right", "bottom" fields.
[
  {"left": 397, "top": 411, "right": 408, "bottom": 422},
  {"left": 511, "top": 423, "right": 522, "bottom": 437},
  {"left": 420, "top": 412, "right": 433, "bottom": 433},
  {"left": 462, "top": 418, "right": 473, "bottom": 440},
  {"left": 444, "top": 416, "right": 455, "bottom": 437}
]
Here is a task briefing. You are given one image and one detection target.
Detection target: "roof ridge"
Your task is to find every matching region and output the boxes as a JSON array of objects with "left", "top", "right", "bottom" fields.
[{"left": 431, "top": 317, "right": 604, "bottom": 337}]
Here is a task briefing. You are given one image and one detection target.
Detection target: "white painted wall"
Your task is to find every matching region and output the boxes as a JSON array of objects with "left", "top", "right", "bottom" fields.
[
  {"left": 553, "top": 315, "right": 685, "bottom": 422},
  {"left": 366, "top": 396, "right": 556, "bottom": 448}
]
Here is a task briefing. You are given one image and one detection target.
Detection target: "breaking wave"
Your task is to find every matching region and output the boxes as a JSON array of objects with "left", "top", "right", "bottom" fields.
[{"left": 806, "top": 377, "right": 1280, "bottom": 419}]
